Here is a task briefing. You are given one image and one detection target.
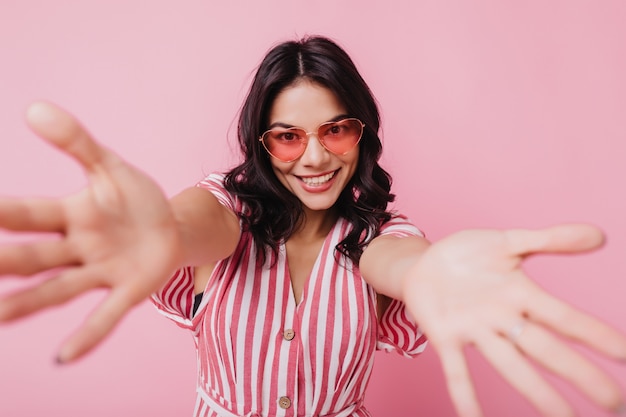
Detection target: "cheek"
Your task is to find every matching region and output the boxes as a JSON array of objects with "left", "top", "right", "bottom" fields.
[
  {"left": 270, "top": 163, "right": 293, "bottom": 188},
  {"left": 344, "top": 149, "right": 360, "bottom": 177}
]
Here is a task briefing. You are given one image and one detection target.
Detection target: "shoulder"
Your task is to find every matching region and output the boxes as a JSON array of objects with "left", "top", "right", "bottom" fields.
[
  {"left": 379, "top": 212, "right": 425, "bottom": 238},
  {"left": 196, "top": 172, "right": 227, "bottom": 193},
  {"left": 196, "top": 172, "right": 243, "bottom": 213}
]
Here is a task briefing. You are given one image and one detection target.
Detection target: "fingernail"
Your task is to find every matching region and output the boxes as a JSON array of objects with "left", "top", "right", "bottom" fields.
[
  {"left": 54, "top": 355, "right": 66, "bottom": 365},
  {"left": 614, "top": 403, "right": 626, "bottom": 415}
]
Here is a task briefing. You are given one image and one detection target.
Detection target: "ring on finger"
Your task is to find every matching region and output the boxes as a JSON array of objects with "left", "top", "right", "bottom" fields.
[{"left": 507, "top": 320, "right": 527, "bottom": 345}]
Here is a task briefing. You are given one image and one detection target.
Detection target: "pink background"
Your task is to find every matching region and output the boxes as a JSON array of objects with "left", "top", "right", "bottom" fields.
[{"left": 1, "top": 1, "right": 625, "bottom": 416}]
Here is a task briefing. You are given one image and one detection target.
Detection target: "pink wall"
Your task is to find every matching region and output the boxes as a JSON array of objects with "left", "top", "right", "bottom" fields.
[{"left": 1, "top": 1, "right": 625, "bottom": 416}]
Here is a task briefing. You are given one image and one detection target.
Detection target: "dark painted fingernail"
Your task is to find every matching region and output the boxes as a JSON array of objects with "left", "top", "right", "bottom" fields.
[
  {"left": 54, "top": 355, "right": 66, "bottom": 365},
  {"left": 614, "top": 403, "right": 626, "bottom": 415}
]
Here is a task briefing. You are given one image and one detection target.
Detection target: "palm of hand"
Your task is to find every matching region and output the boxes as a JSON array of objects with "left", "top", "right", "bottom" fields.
[
  {"left": 405, "top": 230, "right": 526, "bottom": 343},
  {"left": 64, "top": 160, "right": 182, "bottom": 284},
  {"left": 0, "top": 102, "right": 183, "bottom": 362},
  {"left": 401, "top": 228, "right": 626, "bottom": 417}
]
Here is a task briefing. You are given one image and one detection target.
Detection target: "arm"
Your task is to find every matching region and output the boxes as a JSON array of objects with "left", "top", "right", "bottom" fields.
[
  {"left": 170, "top": 186, "right": 240, "bottom": 268},
  {"left": 361, "top": 226, "right": 626, "bottom": 417},
  {"left": 360, "top": 234, "right": 430, "bottom": 301}
]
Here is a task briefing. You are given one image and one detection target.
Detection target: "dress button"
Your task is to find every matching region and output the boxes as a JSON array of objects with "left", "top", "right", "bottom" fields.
[
  {"left": 278, "top": 396, "right": 292, "bottom": 409},
  {"left": 283, "top": 329, "right": 295, "bottom": 341}
]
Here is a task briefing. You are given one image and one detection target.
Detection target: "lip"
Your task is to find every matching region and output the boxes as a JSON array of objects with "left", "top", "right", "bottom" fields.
[
  {"left": 297, "top": 169, "right": 338, "bottom": 179},
  {"left": 296, "top": 169, "right": 339, "bottom": 193}
]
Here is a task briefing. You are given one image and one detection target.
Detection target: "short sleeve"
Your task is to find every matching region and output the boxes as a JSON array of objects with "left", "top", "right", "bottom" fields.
[
  {"left": 150, "top": 173, "right": 239, "bottom": 329},
  {"left": 196, "top": 172, "right": 241, "bottom": 213},
  {"left": 375, "top": 213, "right": 429, "bottom": 357},
  {"left": 377, "top": 298, "right": 428, "bottom": 357},
  {"left": 378, "top": 213, "right": 424, "bottom": 239},
  {"left": 151, "top": 266, "right": 195, "bottom": 329}
]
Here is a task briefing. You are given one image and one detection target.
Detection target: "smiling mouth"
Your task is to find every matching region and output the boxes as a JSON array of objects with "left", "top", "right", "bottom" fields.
[{"left": 299, "top": 170, "right": 338, "bottom": 186}]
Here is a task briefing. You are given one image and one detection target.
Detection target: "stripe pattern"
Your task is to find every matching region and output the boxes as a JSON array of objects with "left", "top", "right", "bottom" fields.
[{"left": 152, "top": 174, "right": 427, "bottom": 417}]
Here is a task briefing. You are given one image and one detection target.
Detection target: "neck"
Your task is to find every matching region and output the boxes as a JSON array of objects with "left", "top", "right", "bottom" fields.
[{"left": 293, "top": 207, "right": 338, "bottom": 242}]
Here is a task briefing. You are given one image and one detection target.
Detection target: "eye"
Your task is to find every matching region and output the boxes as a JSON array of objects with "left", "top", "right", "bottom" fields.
[
  {"left": 278, "top": 131, "right": 302, "bottom": 142},
  {"left": 321, "top": 122, "right": 349, "bottom": 139},
  {"left": 322, "top": 123, "right": 343, "bottom": 136},
  {"left": 329, "top": 125, "right": 342, "bottom": 135}
]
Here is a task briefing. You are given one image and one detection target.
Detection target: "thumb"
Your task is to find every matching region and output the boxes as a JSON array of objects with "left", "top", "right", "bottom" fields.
[{"left": 504, "top": 223, "right": 605, "bottom": 256}]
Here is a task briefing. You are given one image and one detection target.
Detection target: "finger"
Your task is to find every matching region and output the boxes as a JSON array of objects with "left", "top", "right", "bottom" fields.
[
  {"left": 437, "top": 344, "right": 484, "bottom": 417},
  {"left": 56, "top": 287, "right": 135, "bottom": 362},
  {"left": 522, "top": 281, "right": 626, "bottom": 361},
  {"left": 473, "top": 329, "right": 575, "bottom": 417},
  {"left": 0, "top": 197, "right": 65, "bottom": 232},
  {"left": 0, "top": 239, "right": 77, "bottom": 276},
  {"left": 512, "top": 321, "right": 625, "bottom": 412},
  {"left": 504, "top": 224, "right": 605, "bottom": 256},
  {"left": 0, "top": 266, "right": 98, "bottom": 321},
  {"left": 25, "top": 101, "right": 112, "bottom": 172}
]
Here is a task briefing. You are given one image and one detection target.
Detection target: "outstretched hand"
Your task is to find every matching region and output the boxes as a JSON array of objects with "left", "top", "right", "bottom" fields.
[
  {"left": 402, "top": 226, "right": 626, "bottom": 417},
  {"left": 0, "top": 102, "right": 184, "bottom": 362}
]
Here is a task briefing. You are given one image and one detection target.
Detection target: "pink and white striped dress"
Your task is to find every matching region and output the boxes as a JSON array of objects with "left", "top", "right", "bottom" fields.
[{"left": 152, "top": 174, "right": 427, "bottom": 417}]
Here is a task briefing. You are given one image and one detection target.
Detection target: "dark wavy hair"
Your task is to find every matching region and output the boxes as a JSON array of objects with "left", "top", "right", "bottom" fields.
[{"left": 224, "top": 36, "right": 395, "bottom": 265}]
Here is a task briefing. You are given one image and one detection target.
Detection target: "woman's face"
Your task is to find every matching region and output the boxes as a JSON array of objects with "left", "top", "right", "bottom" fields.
[{"left": 266, "top": 79, "right": 359, "bottom": 214}]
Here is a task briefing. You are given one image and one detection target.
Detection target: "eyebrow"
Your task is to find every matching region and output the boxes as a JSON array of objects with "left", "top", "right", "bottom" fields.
[{"left": 267, "top": 114, "right": 351, "bottom": 130}]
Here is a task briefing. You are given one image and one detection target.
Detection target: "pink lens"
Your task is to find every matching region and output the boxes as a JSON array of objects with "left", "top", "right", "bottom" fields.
[
  {"left": 261, "top": 127, "right": 308, "bottom": 162},
  {"left": 317, "top": 119, "right": 363, "bottom": 155}
]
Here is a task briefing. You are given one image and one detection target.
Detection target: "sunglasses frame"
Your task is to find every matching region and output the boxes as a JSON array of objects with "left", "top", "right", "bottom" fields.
[{"left": 259, "top": 118, "right": 365, "bottom": 163}]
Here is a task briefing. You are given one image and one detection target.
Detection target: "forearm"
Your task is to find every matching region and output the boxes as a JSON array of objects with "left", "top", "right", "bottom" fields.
[
  {"left": 170, "top": 186, "right": 241, "bottom": 267},
  {"left": 359, "top": 234, "right": 431, "bottom": 302}
]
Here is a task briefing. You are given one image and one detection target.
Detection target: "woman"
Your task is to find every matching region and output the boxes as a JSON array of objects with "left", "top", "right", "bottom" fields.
[{"left": 0, "top": 36, "right": 625, "bottom": 417}]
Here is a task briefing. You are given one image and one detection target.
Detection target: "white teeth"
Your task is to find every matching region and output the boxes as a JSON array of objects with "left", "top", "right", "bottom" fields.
[{"left": 301, "top": 171, "right": 336, "bottom": 186}]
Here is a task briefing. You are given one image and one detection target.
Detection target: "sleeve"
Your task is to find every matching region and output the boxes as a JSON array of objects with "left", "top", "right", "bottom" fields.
[
  {"left": 150, "top": 173, "right": 239, "bottom": 329},
  {"left": 375, "top": 213, "right": 429, "bottom": 357},
  {"left": 150, "top": 267, "right": 195, "bottom": 329}
]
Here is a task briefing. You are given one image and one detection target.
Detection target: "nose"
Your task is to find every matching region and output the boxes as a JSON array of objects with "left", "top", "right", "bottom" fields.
[{"left": 299, "top": 132, "right": 329, "bottom": 166}]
